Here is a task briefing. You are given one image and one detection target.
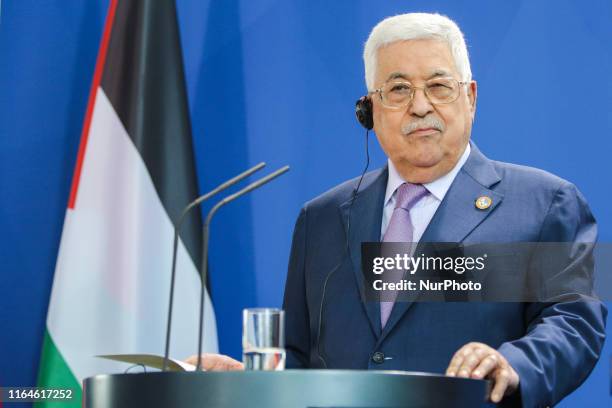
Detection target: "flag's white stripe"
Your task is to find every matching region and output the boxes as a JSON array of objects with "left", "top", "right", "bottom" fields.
[{"left": 47, "top": 89, "right": 217, "bottom": 382}]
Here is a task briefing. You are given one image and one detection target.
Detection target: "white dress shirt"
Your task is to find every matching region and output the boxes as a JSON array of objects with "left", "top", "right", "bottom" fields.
[{"left": 380, "top": 144, "right": 471, "bottom": 241}]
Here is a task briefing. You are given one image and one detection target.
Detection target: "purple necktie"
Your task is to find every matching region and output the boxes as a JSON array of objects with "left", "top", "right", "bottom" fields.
[{"left": 380, "top": 182, "right": 428, "bottom": 328}]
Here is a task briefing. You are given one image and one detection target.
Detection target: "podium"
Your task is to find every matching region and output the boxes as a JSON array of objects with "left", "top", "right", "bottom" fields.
[{"left": 84, "top": 369, "right": 489, "bottom": 407}]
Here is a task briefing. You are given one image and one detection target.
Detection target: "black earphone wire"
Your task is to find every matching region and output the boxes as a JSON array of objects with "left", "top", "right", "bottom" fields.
[{"left": 316, "top": 129, "right": 370, "bottom": 368}]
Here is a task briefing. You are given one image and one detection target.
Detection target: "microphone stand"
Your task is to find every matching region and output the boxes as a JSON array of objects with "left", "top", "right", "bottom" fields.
[
  {"left": 162, "top": 162, "right": 266, "bottom": 371},
  {"left": 195, "top": 165, "right": 290, "bottom": 371}
]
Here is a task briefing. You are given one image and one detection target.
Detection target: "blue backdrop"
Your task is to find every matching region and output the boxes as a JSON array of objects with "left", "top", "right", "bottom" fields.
[{"left": 1, "top": 1, "right": 611, "bottom": 406}]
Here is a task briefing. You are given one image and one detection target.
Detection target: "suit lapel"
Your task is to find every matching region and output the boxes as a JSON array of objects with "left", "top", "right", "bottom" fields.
[
  {"left": 339, "top": 167, "right": 388, "bottom": 338},
  {"left": 379, "top": 144, "right": 505, "bottom": 341}
]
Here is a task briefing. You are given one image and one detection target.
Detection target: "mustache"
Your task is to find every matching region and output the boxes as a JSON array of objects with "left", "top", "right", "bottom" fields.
[{"left": 401, "top": 116, "right": 445, "bottom": 135}]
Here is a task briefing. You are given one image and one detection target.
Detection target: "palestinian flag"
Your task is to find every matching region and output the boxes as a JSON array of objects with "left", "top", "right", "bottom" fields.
[{"left": 36, "top": 0, "right": 218, "bottom": 404}]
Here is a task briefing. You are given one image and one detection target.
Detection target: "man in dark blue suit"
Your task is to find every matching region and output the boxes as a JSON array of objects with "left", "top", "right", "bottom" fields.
[
  {"left": 190, "top": 12, "right": 606, "bottom": 407},
  {"left": 282, "top": 13, "right": 606, "bottom": 407}
]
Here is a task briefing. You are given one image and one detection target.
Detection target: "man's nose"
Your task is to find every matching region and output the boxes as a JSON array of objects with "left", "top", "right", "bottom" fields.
[{"left": 408, "top": 88, "right": 434, "bottom": 118}]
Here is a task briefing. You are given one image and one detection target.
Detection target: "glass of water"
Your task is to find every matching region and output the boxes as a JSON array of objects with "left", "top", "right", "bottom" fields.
[{"left": 242, "top": 308, "right": 286, "bottom": 370}]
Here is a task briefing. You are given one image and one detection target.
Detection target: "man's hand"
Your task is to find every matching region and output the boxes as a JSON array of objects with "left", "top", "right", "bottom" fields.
[
  {"left": 446, "top": 342, "right": 519, "bottom": 403},
  {"left": 184, "top": 353, "right": 244, "bottom": 371}
]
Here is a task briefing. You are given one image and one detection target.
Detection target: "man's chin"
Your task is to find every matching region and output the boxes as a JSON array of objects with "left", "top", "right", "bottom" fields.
[
  {"left": 391, "top": 155, "right": 448, "bottom": 183},
  {"left": 402, "top": 150, "right": 444, "bottom": 168},
  {"left": 404, "top": 129, "right": 442, "bottom": 140}
]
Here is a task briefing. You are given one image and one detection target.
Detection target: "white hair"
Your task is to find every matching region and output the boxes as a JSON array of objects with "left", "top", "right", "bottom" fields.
[{"left": 363, "top": 13, "right": 472, "bottom": 91}]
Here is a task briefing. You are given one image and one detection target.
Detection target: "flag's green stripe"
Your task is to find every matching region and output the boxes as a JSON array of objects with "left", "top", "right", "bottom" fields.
[{"left": 35, "top": 329, "right": 82, "bottom": 407}]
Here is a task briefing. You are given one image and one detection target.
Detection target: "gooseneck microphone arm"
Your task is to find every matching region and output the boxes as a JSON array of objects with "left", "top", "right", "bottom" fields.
[
  {"left": 195, "top": 165, "right": 290, "bottom": 371},
  {"left": 162, "top": 162, "right": 266, "bottom": 372}
]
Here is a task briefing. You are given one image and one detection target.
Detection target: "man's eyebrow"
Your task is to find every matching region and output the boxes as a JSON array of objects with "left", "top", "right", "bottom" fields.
[
  {"left": 386, "top": 72, "right": 410, "bottom": 81},
  {"left": 385, "top": 69, "right": 451, "bottom": 82},
  {"left": 427, "top": 69, "right": 451, "bottom": 79}
]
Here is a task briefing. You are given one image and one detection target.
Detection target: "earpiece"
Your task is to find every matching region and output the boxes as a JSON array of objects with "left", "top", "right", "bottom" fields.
[
  {"left": 355, "top": 96, "right": 373, "bottom": 130},
  {"left": 318, "top": 97, "right": 374, "bottom": 368}
]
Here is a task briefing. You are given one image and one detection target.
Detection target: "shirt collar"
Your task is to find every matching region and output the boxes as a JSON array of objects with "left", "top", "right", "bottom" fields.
[{"left": 384, "top": 143, "right": 471, "bottom": 205}]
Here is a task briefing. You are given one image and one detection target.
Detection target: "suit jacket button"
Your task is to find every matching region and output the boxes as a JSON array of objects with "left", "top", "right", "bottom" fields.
[{"left": 372, "top": 351, "right": 385, "bottom": 364}]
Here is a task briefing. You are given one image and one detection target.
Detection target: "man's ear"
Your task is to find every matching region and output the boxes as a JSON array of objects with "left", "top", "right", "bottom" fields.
[
  {"left": 468, "top": 81, "right": 478, "bottom": 112},
  {"left": 468, "top": 80, "right": 478, "bottom": 117}
]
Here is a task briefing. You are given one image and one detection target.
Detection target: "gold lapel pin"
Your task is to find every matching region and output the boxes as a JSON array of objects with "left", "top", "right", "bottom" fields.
[{"left": 475, "top": 195, "right": 492, "bottom": 210}]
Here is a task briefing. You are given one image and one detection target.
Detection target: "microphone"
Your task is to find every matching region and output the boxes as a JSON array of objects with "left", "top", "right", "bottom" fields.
[
  {"left": 162, "top": 162, "right": 266, "bottom": 371},
  {"left": 195, "top": 165, "right": 290, "bottom": 371}
]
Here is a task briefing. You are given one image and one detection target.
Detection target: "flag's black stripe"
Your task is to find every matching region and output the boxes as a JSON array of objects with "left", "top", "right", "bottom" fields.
[{"left": 100, "top": 0, "right": 202, "bottom": 270}]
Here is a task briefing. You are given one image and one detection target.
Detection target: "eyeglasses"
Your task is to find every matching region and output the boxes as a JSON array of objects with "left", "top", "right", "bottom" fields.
[{"left": 371, "top": 77, "right": 468, "bottom": 108}]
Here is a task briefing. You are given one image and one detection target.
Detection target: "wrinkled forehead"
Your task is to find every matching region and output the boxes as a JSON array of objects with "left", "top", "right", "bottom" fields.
[{"left": 375, "top": 39, "right": 459, "bottom": 84}]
